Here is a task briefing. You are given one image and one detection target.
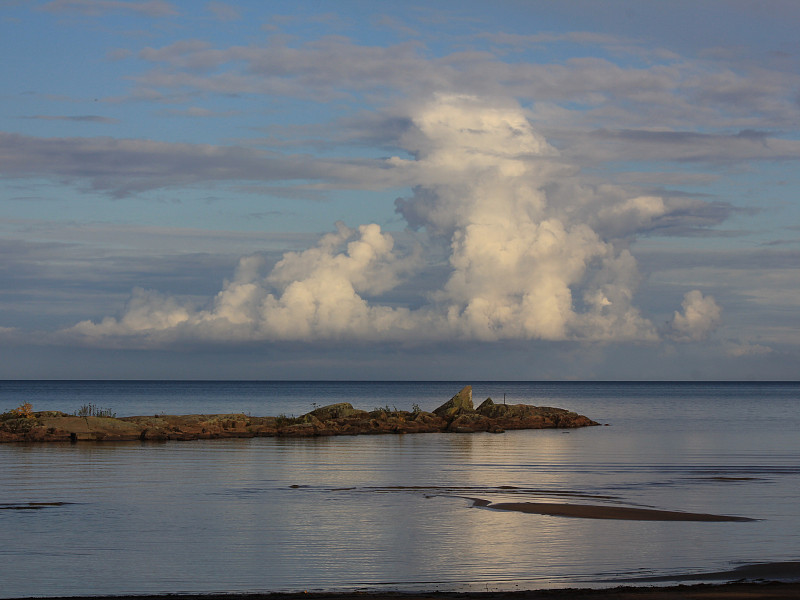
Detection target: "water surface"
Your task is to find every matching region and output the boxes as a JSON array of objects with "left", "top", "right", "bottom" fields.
[{"left": 1, "top": 381, "right": 798, "bottom": 597}]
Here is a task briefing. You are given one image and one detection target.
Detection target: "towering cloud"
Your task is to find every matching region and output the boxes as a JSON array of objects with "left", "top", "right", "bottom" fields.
[
  {"left": 66, "top": 95, "right": 719, "bottom": 346},
  {"left": 393, "top": 94, "right": 657, "bottom": 342}
]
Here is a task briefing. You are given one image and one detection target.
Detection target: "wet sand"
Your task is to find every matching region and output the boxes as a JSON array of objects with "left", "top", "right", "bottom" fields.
[
  {"left": 614, "top": 561, "right": 800, "bottom": 583},
  {"left": 11, "top": 582, "right": 800, "bottom": 600}
]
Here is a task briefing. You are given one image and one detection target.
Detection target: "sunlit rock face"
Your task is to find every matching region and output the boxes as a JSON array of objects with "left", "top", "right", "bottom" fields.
[{"left": 432, "top": 384, "right": 474, "bottom": 417}]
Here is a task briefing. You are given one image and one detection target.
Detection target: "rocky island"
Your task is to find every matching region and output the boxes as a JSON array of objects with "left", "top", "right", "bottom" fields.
[{"left": 0, "top": 385, "right": 597, "bottom": 443}]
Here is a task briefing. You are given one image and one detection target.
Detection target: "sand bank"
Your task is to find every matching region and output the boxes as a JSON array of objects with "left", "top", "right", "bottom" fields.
[{"left": 470, "top": 498, "right": 756, "bottom": 521}]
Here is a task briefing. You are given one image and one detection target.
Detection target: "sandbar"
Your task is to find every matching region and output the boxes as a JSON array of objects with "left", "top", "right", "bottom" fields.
[{"left": 470, "top": 499, "right": 755, "bottom": 521}]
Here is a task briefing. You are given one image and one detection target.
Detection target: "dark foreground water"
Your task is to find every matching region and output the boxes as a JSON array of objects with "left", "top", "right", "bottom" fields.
[{"left": 0, "top": 381, "right": 798, "bottom": 598}]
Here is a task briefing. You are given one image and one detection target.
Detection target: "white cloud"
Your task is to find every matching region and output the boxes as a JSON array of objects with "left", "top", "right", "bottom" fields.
[
  {"left": 63, "top": 95, "right": 726, "bottom": 347},
  {"left": 666, "top": 290, "right": 722, "bottom": 342},
  {"left": 70, "top": 288, "right": 194, "bottom": 337},
  {"left": 210, "top": 223, "right": 422, "bottom": 341}
]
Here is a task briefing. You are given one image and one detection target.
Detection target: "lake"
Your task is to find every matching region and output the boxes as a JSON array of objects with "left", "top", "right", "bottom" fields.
[{"left": 0, "top": 381, "right": 798, "bottom": 597}]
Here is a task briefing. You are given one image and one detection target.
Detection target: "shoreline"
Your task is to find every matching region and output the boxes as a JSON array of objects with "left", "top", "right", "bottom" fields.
[
  {"left": 6, "top": 563, "right": 800, "bottom": 600},
  {"left": 7, "top": 581, "right": 800, "bottom": 600}
]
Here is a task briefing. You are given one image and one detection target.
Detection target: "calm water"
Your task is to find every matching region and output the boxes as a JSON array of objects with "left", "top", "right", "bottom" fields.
[{"left": 0, "top": 381, "right": 798, "bottom": 597}]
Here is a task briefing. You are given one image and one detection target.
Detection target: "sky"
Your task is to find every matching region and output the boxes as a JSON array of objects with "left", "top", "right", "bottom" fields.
[{"left": 1, "top": 0, "right": 798, "bottom": 380}]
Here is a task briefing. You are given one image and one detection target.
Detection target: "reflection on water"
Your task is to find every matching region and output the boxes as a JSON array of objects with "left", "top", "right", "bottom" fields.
[
  {"left": 1, "top": 382, "right": 799, "bottom": 597},
  {"left": 1, "top": 426, "right": 798, "bottom": 597}
]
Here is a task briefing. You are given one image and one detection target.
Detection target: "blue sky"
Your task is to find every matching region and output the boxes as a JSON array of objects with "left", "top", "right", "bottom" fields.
[{"left": 1, "top": 0, "right": 798, "bottom": 380}]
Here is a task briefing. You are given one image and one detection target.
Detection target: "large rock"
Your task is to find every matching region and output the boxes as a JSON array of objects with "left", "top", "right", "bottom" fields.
[
  {"left": 476, "top": 398, "right": 518, "bottom": 418},
  {"left": 433, "top": 385, "right": 474, "bottom": 418},
  {"left": 476, "top": 398, "right": 597, "bottom": 429}
]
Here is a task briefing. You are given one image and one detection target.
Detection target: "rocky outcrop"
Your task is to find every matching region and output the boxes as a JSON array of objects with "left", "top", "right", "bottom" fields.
[
  {"left": 0, "top": 386, "right": 598, "bottom": 443},
  {"left": 475, "top": 397, "right": 597, "bottom": 429}
]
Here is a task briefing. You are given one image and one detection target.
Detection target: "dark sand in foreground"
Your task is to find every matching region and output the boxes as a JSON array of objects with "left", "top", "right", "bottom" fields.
[{"left": 10, "top": 582, "right": 800, "bottom": 600}]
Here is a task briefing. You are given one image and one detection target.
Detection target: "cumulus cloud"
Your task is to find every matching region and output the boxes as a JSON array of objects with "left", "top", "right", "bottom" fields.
[
  {"left": 206, "top": 222, "right": 422, "bottom": 341},
  {"left": 666, "top": 290, "right": 722, "bottom": 342},
  {"left": 64, "top": 95, "right": 724, "bottom": 346},
  {"left": 68, "top": 223, "right": 422, "bottom": 344}
]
